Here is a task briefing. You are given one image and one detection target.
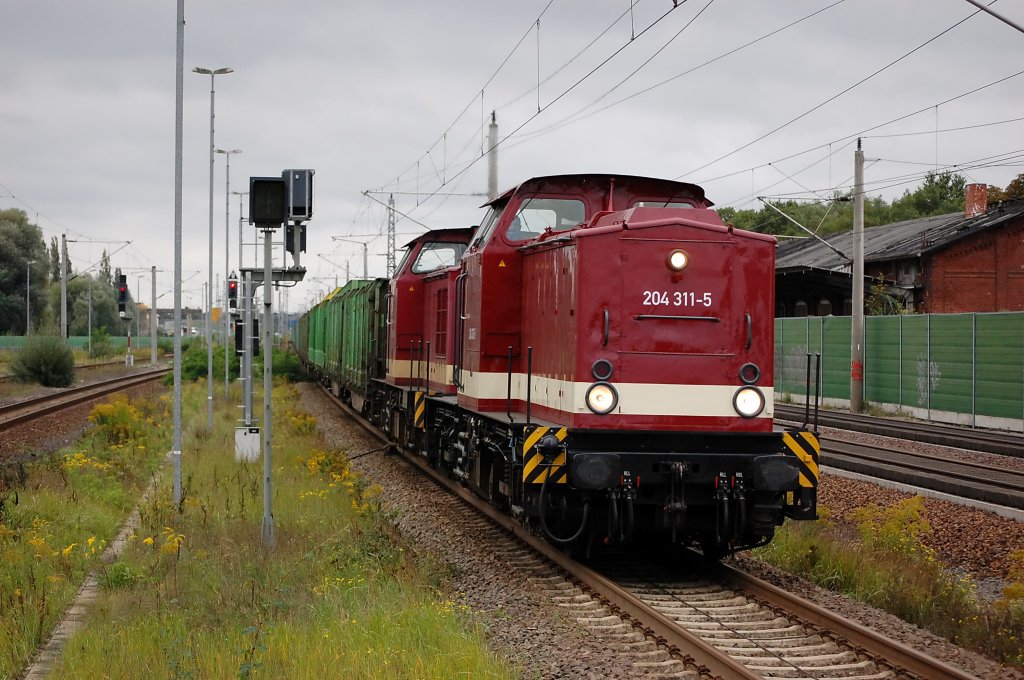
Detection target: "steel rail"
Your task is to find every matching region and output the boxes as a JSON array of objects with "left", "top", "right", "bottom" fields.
[
  {"left": 718, "top": 563, "right": 979, "bottom": 680},
  {"left": 319, "top": 385, "right": 979, "bottom": 679},
  {"left": 775, "top": 404, "right": 1024, "bottom": 458},
  {"left": 318, "top": 386, "right": 758, "bottom": 680},
  {"left": 0, "top": 368, "right": 169, "bottom": 432},
  {"left": 823, "top": 439, "right": 1024, "bottom": 509}
]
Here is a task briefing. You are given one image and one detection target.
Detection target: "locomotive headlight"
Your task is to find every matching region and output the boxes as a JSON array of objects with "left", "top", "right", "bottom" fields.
[
  {"left": 666, "top": 249, "right": 690, "bottom": 272},
  {"left": 733, "top": 386, "right": 765, "bottom": 418},
  {"left": 585, "top": 382, "right": 618, "bottom": 415}
]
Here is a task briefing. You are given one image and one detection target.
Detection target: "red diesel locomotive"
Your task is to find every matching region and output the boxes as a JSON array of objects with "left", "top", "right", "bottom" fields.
[{"left": 299, "top": 173, "right": 819, "bottom": 556}]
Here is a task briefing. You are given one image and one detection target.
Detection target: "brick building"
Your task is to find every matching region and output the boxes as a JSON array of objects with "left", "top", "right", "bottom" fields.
[{"left": 774, "top": 189, "right": 1024, "bottom": 316}]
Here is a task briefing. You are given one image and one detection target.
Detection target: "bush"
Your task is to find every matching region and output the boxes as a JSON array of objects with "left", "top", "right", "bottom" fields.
[
  {"left": 11, "top": 335, "right": 76, "bottom": 387},
  {"left": 170, "top": 342, "right": 240, "bottom": 384},
  {"left": 88, "top": 328, "right": 118, "bottom": 359},
  {"left": 254, "top": 347, "right": 306, "bottom": 382}
]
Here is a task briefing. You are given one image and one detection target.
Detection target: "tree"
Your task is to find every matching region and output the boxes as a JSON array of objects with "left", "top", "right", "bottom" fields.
[
  {"left": 0, "top": 209, "right": 48, "bottom": 334},
  {"left": 889, "top": 171, "right": 966, "bottom": 220},
  {"left": 1004, "top": 173, "right": 1024, "bottom": 200},
  {"left": 98, "top": 250, "right": 113, "bottom": 287},
  {"left": 48, "top": 236, "right": 60, "bottom": 281}
]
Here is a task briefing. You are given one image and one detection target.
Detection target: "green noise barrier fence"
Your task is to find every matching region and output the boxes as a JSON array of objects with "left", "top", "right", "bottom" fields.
[{"left": 775, "top": 313, "right": 1024, "bottom": 430}]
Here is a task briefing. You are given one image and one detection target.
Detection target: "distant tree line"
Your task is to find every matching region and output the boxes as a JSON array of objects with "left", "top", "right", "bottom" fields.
[
  {"left": 0, "top": 208, "right": 132, "bottom": 336},
  {"left": 717, "top": 171, "right": 1024, "bottom": 238}
]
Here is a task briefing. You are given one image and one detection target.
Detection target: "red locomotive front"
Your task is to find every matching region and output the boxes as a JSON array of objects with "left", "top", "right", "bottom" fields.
[{"left": 421, "top": 175, "right": 817, "bottom": 555}]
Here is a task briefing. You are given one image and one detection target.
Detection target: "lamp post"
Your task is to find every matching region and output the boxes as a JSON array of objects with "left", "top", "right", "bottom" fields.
[
  {"left": 232, "top": 190, "right": 248, "bottom": 270},
  {"left": 26, "top": 260, "right": 34, "bottom": 336},
  {"left": 217, "top": 148, "right": 242, "bottom": 399},
  {"left": 194, "top": 65, "right": 232, "bottom": 430},
  {"left": 330, "top": 237, "right": 369, "bottom": 279}
]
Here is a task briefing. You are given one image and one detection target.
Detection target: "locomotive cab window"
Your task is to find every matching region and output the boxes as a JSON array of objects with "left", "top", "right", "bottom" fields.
[
  {"left": 468, "top": 205, "right": 502, "bottom": 250},
  {"left": 505, "top": 197, "right": 585, "bottom": 242},
  {"left": 411, "top": 241, "right": 468, "bottom": 274}
]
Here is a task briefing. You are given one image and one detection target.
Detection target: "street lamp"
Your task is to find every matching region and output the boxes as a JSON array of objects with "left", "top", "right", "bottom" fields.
[
  {"left": 330, "top": 237, "right": 369, "bottom": 279},
  {"left": 193, "top": 65, "right": 232, "bottom": 430},
  {"left": 26, "top": 260, "right": 34, "bottom": 335},
  {"left": 217, "top": 148, "right": 242, "bottom": 399}
]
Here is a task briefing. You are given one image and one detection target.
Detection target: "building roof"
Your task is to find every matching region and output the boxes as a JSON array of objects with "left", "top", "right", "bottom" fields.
[{"left": 775, "top": 199, "right": 1024, "bottom": 272}]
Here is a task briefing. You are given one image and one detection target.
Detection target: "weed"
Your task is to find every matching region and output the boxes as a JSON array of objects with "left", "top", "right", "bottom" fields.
[
  {"left": 98, "top": 562, "right": 144, "bottom": 591},
  {"left": 755, "top": 498, "right": 1024, "bottom": 668},
  {"left": 10, "top": 335, "right": 75, "bottom": 387}
]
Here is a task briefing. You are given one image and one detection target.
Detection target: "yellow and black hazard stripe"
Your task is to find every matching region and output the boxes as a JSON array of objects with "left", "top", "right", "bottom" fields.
[
  {"left": 782, "top": 430, "right": 820, "bottom": 488},
  {"left": 412, "top": 391, "right": 426, "bottom": 430},
  {"left": 522, "top": 425, "right": 568, "bottom": 484}
]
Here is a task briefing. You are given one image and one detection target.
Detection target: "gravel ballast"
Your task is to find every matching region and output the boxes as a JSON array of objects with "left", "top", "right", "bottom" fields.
[{"left": 300, "top": 384, "right": 1024, "bottom": 679}]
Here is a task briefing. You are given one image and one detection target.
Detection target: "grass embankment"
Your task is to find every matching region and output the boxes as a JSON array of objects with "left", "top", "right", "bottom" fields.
[
  {"left": 1, "top": 382, "right": 515, "bottom": 679},
  {"left": 755, "top": 497, "right": 1024, "bottom": 668},
  {"left": 0, "top": 393, "right": 169, "bottom": 676}
]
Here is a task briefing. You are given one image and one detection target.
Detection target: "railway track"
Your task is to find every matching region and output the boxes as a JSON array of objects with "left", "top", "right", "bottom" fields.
[
  {"left": 822, "top": 438, "right": 1024, "bottom": 510},
  {"left": 0, "top": 367, "right": 169, "bottom": 433},
  {"left": 775, "top": 404, "right": 1024, "bottom": 458},
  {"left": 320, "top": 385, "right": 977, "bottom": 680},
  {"left": 0, "top": 359, "right": 142, "bottom": 386},
  {"left": 775, "top": 404, "right": 1024, "bottom": 511}
]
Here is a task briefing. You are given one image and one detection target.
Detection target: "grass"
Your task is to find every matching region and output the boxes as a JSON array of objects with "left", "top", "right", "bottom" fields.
[
  {"left": 754, "top": 497, "right": 1024, "bottom": 669},
  {"left": 0, "top": 394, "right": 170, "bottom": 677},
  {"left": 10, "top": 381, "right": 515, "bottom": 679}
]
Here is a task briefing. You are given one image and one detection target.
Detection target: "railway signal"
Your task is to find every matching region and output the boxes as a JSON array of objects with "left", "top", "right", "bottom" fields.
[
  {"left": 117, "top": 273, "right": 128, "bottom": 317},
  {"left": 227, "top": 273, "right": 238, "bottom": 314}
]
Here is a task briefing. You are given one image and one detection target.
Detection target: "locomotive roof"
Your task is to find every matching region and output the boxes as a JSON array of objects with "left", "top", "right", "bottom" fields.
[
  {"left": 484, "top": 173, "right": 713, "bottom": 208},
  {"left": 400, "top": 226, "right": 475, "bottom": 250}
]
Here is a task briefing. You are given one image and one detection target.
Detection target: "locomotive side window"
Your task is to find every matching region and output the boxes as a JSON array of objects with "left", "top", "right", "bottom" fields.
[
  {"left": 468, "top": 205, "right": 501, "bottom": 250},
  {"left": 411, "top": 241, "right": 468, "bottom": 274},
  {"left": 506, "top": 197, "right": 585, "bottom": 242}
]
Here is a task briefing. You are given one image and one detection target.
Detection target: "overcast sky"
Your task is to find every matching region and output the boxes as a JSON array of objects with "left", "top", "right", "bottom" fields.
[{"left": 2, "top": 0, "right": 1022, "bottom": 313}]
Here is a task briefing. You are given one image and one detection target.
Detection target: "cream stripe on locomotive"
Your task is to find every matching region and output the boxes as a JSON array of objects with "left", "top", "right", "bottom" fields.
[
  {"left": 460, "top": 371, "right": 774, "bottom": 419},
  {"left": 388, "top": 358, "right": 455, "bottom": 383}
]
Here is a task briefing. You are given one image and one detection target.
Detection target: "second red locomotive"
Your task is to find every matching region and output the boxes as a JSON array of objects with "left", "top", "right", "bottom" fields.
[{"left": 297, "top": 173, "right": 819, "bottom": 557}]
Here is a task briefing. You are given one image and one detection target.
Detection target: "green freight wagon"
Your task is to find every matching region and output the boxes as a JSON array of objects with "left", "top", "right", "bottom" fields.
[{"left": 298, "top": 279, "right": 389, "bottom": 413}]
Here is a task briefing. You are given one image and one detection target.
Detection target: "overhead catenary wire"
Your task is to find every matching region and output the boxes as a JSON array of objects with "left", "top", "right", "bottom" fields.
[
  {"left": 675, "top": 1, "right": 994, "bottom": 180},
  {"left": 697, "top": 67, "right": 1024, "bottom": 207},
  {"left": 373, "top": 0, "right": 561, "bottom": 194},
  {"left": 382, "top": 2, "right": 688, "bottom": 230},
  {"left": 508, "top": 0, "right": 846, "bottom": 147}
]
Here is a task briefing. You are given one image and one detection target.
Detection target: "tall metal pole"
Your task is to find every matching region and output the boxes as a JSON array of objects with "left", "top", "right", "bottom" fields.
[
  {"left": 60, "top": 234, "right": 68, "bottom": 339},
  {"left": 487, "top": 111, "right": 498, "bottom": 200},
  {"left": 173, "top": 0, "right": 184, "bottom": 505},
  {"left": 151, "top": 266, "right": 157, "bottom": 366},
  {"left": 386, "top": 194, "right": 396, "bottom": 277},
  {"left": 194, "top": 66, "right": 232, "bottom": 430},
  {"left": 851, "top": 139, "right": 865, "bottom": 412},
  {"left": 25, "top": 260, "right": 33, "bottom": 335},
  {"left": 87, "top": 277, "right": 91, "bottom": 351},
  {"left": 136, "top": 278, "right": 142, "bottom": 343},
  {"left": 244, "top": 272, "right": 253, "bottom": 426},
  {"left": 261, "top": 227, "right": 275, "bottom": 547},
  {"left": 233, "top": 190, "right": 248, "bottom": 270},
  {"left": 218, "top": 149, "right": 241, "bottom": 398}
]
